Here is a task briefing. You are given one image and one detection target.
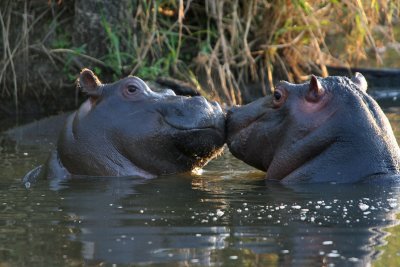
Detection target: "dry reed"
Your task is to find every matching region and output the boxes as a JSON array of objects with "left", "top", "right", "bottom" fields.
[{"left": 0, "top": 0, "right": 399, "bottom": 110}]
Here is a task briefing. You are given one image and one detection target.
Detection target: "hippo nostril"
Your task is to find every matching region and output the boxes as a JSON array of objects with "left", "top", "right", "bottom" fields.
[
  {"left": 162, "top": 89, "right": 176, "bottom": 96},
  {"left": 210, "top": 100, "right": 223, "bottom": 113},
  {"left": 191, "top": 96, "right": 207, "bottom": 103},
  {"left": 188, "top": 96, "right": 213, "bottom": 109}
]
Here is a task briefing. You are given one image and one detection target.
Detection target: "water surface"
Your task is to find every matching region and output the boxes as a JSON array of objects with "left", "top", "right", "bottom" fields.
[{"left": 1, "top": 110, "right": 400, "bottom": 266}]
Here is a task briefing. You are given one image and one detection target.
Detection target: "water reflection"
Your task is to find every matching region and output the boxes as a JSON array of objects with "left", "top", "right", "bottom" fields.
[
  {"left": 1, "top": 111, "right": 400, "bottom": 266},
  {"left": 54, "top": 176, "right": 230, "bottom": 265},
  {"left": 18, "top": 168, "right": 396, "bottom": 266}
]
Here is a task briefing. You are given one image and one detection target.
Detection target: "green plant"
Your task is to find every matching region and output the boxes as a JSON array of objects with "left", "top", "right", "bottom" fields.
[
  {"left": 1, "top": 0, "right": 400, "bottom": 113},
  {"left": 101, "top": 15, "right": 123, "bottom": 76}
]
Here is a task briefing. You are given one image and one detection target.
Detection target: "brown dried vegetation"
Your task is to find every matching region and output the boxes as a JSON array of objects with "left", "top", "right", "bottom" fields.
[{"left": 0, "top": 0, "right": 399, "bottom": 112}]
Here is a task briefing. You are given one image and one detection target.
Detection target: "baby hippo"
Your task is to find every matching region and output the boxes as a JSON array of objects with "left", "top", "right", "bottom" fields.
[
  {"left": 24, "top": 69, "right": 225, "bottom": 183},
  {"left": 227, "top": 73, "right": 400, "bottom": 183}
]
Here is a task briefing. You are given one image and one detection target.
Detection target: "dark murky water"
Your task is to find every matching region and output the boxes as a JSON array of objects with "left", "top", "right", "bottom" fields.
[{"left": 1, "top": 110, "right": 400, "bottom": 266}]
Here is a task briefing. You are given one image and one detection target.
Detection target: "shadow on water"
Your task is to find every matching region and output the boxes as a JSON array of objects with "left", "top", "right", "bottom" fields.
[
  {"left": 1, "top": 110, "right": 400, "bottom": 266},
  {"left": 69, "top": 178, "right": 400, "bottom": 266}
]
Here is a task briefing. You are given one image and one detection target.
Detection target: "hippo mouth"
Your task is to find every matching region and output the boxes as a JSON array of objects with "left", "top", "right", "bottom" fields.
[
  {"left": 159, "top": 110, "right": 226, "bottom": 133},
  {"left": 163, "top": 119, "right": 220, "bottom": 131},
  {"left": 174, "top": 131, "right": 225, "bottom": 164},
  {"left": 163, "top": 113, "right": 226, "bottom": 161}
]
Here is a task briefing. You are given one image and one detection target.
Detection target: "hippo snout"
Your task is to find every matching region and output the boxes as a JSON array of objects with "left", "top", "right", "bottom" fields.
[
  {"left": 226, "top": 106, "right": 240, "bottom": 140},
  {"left": 226, "top": 105, "right": 239, "bottom": 118},
  {"left": 225, "top": 97, "right": 273, "bottom": 146},
  {"left": 210, "top": 99, "right": 224, "bottom": 113},
  {"left": 189, "top": 96, "right": 222, "bottom": 112},
  {"left": 161, "top": 96, "right": 225, "bottom": 131}
]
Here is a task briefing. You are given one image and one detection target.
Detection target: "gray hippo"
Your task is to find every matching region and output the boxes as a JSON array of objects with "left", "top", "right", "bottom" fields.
[
  {"left": 227, "top": 73, "right": 400, "bottom": 183},
  {"left": 23, "top": 69, "right": 225, "bottom": 183}
]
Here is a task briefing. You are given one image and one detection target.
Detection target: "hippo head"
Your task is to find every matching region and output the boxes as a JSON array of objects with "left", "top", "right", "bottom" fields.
[
  {"left": 227, "top": 73, "right": 400, "bottom": 183},
  {"left": 58, "top": 69, "right": 225, "bottom": 178}
]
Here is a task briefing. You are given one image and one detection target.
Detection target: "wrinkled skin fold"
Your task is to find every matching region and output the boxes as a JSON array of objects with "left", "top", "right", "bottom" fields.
[
  {"left": 227, "top": 73, "right": 400, "bottom": 183},
  {"left": 23, "top": 69, "right": 225, "bottom": 184}
]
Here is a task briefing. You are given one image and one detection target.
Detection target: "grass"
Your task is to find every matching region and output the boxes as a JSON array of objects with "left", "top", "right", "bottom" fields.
[{"left": 0, "top": 0, "right": 400, "bottom": 113}]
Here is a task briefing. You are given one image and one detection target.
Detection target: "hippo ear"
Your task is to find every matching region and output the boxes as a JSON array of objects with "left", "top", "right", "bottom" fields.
[
  {"left": 78, "top": 68, "right": 102, "bottom": 97},
  {"left": 306, "top": 75, "right": 324, "bottom": 102},
  {"left": 351, "top": 72, "right": 368, "bottom": 92}
]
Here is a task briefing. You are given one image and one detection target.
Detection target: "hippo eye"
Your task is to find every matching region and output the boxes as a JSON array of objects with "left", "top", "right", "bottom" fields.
[
  {"left": 272, "top": 88, "right": 287, "bottom": 108},
  {"left": 273, "top": 91, "right": 282, "bottom": 101},
  {"left": 126, "top": 84, "right": 138, "bottom": 94}
]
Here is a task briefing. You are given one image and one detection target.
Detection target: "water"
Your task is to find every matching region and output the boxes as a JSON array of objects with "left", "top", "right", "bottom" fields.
[{"left": 1, "top": 110, "right": 400, "bottom": 266}]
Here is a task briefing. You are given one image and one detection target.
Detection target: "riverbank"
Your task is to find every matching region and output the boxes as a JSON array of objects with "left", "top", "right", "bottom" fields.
[{"left": 1, "top": 1, "right": 400, "bottom": 117}]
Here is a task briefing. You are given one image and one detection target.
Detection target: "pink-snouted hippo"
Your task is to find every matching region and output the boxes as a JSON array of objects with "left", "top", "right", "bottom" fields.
[
  {"left": 23, "top": 69, "right": 225, "bottom": 184},
  {"left": 226, "top": 73, "right": 400, "bottom": 183}
]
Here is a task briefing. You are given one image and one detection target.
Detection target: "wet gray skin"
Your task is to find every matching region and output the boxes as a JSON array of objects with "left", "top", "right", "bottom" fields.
[
  {"left": 23, "top": 69, "right": 225, "bottom": 182},
  {"left": 227, "top": 73, "right": 400, "bottom": 183}
]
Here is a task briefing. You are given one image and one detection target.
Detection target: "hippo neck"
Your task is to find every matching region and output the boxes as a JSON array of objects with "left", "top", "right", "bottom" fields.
[
  {"left": 57, "top": 109, "right": 155, "bottom": 178},
  {"left": 266, "top": 116, "right": 400, "bottom": 183}
]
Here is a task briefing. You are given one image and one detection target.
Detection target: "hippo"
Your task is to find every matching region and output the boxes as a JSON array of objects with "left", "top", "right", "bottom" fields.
[
  {"left": 23, "top": 69, "right": 225, "bottom": 183},
  {"left": 226, "top": 73, "right": 400, "bottom": 183}
]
